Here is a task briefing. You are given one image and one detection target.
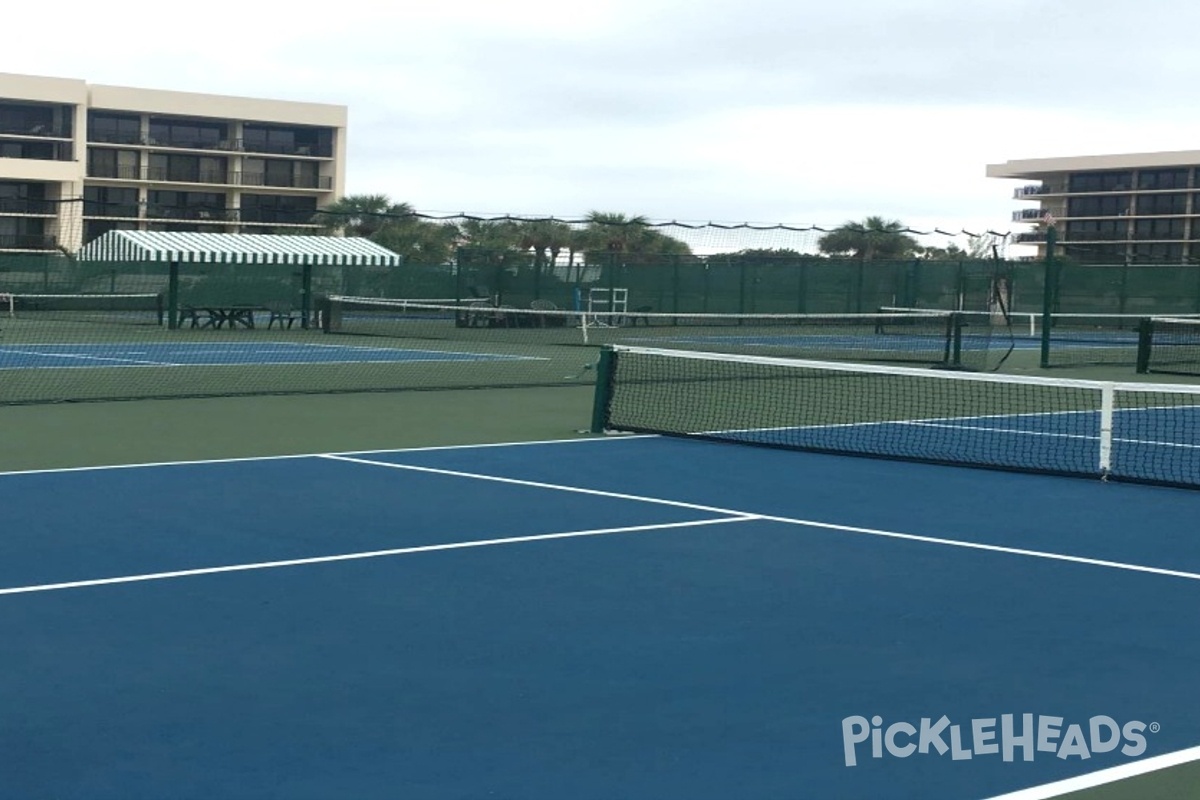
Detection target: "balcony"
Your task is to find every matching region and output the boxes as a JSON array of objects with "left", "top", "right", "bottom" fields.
[
  {"left": 239, "top": 208, "right": 320, "bottom": 225},
  {"left": 0, "top": 122, "right": 71, "bottom": 138},
  {"left": 88, "top": 135, "right": 333, "bottom": 158},
  {"left": 1011, "top": 208, "right": 1045, "bottom": 222},
  {"left": 86, "top": 164, "right": 329, "bottom": 190},
  {"left": 1013, "top": 185, "right": 1047, "bottom": 199},
  {"left": 0, "top": 140, "right": 73, "bottom": 161},
  {"left": 239, "top": 138, "right": 332, "bottom": 158},
  {"left": 239, "top": 171, "right": 332, "bottom": 190},
  {"left": 83, "top": 203, "right": 141, "bottom": 219},
  {"left": 145, "top": 205, "right": 239, "bottom": 222},
  {"left": 0, "top": 233, "right": 57, "bottom": 250},
  {"left": 0, "top": 197, "right": 58, "bottom": 215},
  {"left": 1014, "top": 232, "right": 1047, "bottom": 244}
]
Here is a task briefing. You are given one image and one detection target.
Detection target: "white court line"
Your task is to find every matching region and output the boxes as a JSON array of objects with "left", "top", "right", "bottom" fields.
[
  {"left": 4, "top": 441, "right": 1199, "bottom": 597},
  {"left": 0, "top": 516, "right": 751, "bottom": 597},
  {"left": 0, "top": 435, "right": 651, "bottom": 478},
  {"left": 321, "top": 454, "right": 1200, "bottom": 583},
  {"left": 982, "top": 744, "right": 1200, "bottom": 799},
  {"left": 0, "top": 348, "right": 181, "bottom": 367}
]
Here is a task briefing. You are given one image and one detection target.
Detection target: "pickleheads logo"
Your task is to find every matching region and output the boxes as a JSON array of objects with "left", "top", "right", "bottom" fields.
[{"left": 842, "top": 714, "right": 1158, "bottom": 767}]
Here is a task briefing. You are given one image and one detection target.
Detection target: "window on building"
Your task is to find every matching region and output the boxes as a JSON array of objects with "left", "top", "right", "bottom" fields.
[
  {"left": 1066, "top": 219, "right": 1129, "bottom": 241},
  {"left": 88, "top": 149, "right": 140, "bottom": 179},
  {"left": 240, "top": 194, "right": 318, "bottom": 224},
  {"left": 0, "top": 101, "right": 62, "bottom": 136},
  {"left": 1067, "top": 195, "right": 1131, "bottom": 217},
  {"left": 243, "top": 125, "right": 332, "bottom": 157},
  {"left": 1132, "top": 242, "right": 1184, "bottom": 261},
  {"left": 84, "top": 186, "right": 140, "bottom": 218},
  {"left": 0, "top": 181, "right": 50, "bottom": 214},
  {"left": 1135, "top": 193, "right": 1187, "bottom": 215},
  {"left": 1069, "top": 171, "right": 1133, "bottom": 193},
  {"left": 1133, "top": 218, "right": 1186, "bottom": 240},
  {"left": 1137, "top": 169, "right": 1189, "bottom": 190},
  {"left": 0, "top": 139, "right": 65, "bottom": 160},
  {"left": 0, "top": 216, "right": 48, "bottom": 248},
  {"left": 147, "top": 190, "right": 226, "bottom": 220},
  {"left": 88, "top": 112, "right": 141, "bottom": 144},
  {"left": 147, "top": 118, "right": 226, "bottom": 149}
]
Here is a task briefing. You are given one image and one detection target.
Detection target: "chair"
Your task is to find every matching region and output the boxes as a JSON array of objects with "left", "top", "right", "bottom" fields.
[
  {"left": 266, "top": 304, "right": 299, "bottom": 330},
  {"left": 530, "top": 299, "right": 563, "bottom": 328}
]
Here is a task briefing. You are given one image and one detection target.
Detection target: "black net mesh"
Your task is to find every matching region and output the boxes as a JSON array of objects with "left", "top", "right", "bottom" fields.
[{"left": 596, "top": 346, "right": 1200, "bottom": 489}]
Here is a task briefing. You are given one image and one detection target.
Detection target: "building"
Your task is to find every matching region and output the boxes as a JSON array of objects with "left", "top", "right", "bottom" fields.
[
  {"left": 0, "top": 72, "right": 346, "bottom": 254},
  {"left": 986, "top": 151, "right": 1200, "bottom": 262}
]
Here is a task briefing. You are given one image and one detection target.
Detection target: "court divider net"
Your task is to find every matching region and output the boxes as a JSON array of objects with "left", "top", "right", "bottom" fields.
[
  {"left": 1136, "top": 317, "right": 1200, "bottom": 377},
  {"left": 0, "top": 295, "right": 983, "bottom": 404}
]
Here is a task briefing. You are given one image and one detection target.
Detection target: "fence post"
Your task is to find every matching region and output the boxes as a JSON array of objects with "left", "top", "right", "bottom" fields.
[
  {"left": 1040, "top": 226, "right": 1058, "bottom": 368},
  {"left": 167, "top": 259, "right": 180, "bottom": 330}
]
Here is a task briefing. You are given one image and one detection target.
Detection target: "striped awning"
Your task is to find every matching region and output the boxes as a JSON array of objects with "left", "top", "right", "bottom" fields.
[{"left": 77, "top": 231, "right": 401, "bottom": 266}]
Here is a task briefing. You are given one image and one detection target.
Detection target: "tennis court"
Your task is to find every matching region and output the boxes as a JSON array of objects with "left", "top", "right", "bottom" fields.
[
  {"left": 2, "top": 424, "right": 1200, "bottom": 799},
  {"left": 0, "top": 341, "right": 539, "bottom": 370}
]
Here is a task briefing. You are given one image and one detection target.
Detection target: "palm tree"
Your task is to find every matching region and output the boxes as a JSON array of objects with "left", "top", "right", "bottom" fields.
[
  {"left": 818, "top": 216, "right": 919, "bottom": 260},
  {"left": 583, "top": 211, "right": 652, "bottom": 254},
  {"left": 317, "top": 195, "right": 413, "bottom": 239}
]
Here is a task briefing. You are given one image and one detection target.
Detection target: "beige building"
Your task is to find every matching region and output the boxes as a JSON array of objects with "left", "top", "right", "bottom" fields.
[
  {"left": 986, "top": 151, "right": 1200, "bottom": 262},
  {"left": 0, "top": 72, "right": 346, "bottom": 254}
]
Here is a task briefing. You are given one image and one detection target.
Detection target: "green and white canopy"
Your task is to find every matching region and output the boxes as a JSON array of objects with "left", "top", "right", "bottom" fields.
[{"left": 77, "top": 231, "right": 400, "bottom": 266}]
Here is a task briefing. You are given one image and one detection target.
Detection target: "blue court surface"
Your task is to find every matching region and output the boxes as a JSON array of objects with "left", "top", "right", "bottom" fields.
[
  {"left": 718, "top": 405, "right": 1200, "bottom": 487},
  {"left": 3, "top": 435, "right": 1199, "bottom": 800},
  {"left": 0, "top": 342, "right": 537, "bottom": 369}
]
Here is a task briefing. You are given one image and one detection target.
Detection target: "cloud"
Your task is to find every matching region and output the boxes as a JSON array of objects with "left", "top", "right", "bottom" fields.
[{"left": 5, "top": 0, "right": 1200, "bottom": 238}]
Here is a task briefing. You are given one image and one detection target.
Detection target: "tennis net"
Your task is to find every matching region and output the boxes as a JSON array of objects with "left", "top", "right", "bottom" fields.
[
  {"left": 592, "top": 345, "right": 1200, "bottom": 489},
  {"left": 1136, "top": 317, "right": 1200, "bottom": 376},
  {"left": 881, "top": 306, "right": 1200, "bottom": 368},
  {"left": 2, "top": 292, "right": 163, "bottom": 326},
  {"left": 323, "top": 296, "right": 985, "bottom": 368}
]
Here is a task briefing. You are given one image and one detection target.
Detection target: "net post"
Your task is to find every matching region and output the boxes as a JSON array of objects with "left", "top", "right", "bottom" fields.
[
  {"left": 1039, "top": 225, "right": 1057, "bottom": 368},
  {"left": 317, "top": 295, "right": 335, "bottom": 332},
  {"left": 1135, "top": 317, "right": 1153, "bottom": 374},
  {"left": 950, "top": 312, "right": 964, "bottom": 368},
  {"left": 1098, "top": 383, "right": 1114, "bottom": 479},
  {"left": 590, "top": 346, "right": 617, "bottom": 434},
  {"left": 166, "top": 259, "right": 180, "bottom": 330}
]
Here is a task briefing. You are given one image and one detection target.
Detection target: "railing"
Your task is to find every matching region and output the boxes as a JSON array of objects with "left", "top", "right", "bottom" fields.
[
  {"left": 88, "top": 134, "right": 333, "bottom": 158},
  {"left": 0, "top": 197, "right": 58, "bottom": 215},
  {"left": 1013, "top": 185, "right": 1047, "bottom": 198},
  {"left": 86, "top": 164, "right": 330, "bottom": 190},
  {"left": 238, "top": 209, "right": 320, "bottom": 225},
  {"left": 0, "top": 234, "right": 57, "bottom": 250},
  {"left": 239, "top": 139, "right": 332, "bottom": 158},
  {"left": 145, "top": 205, "right": 240, "bottom": 221},
  {"left": 83, "top": 203, "right": 141, "bottom": 219},
  {"left": 0, "top": 123, "right": 70, "bottom": 138},
  {"left": 1011, "top": 208, "right": 1045, "bottom": 222},
  {"left": 239, "top": 172, "right": 332, "bottom": 190},
  {"left": 88, "top": 131, "right": 145, "bottom": 146},
  {"left": 0, "top": 141, "right": 73, "bottom": 161}
]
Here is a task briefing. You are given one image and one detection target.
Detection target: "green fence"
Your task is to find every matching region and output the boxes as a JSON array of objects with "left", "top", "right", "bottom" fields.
[{"left": 8, "top": 249, "right": 1200, "bottom": 321}]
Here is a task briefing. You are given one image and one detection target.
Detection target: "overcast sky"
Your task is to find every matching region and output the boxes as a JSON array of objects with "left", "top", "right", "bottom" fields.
[{"left": 8, "top": 0, "right": 1200, "bottom": 251}]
